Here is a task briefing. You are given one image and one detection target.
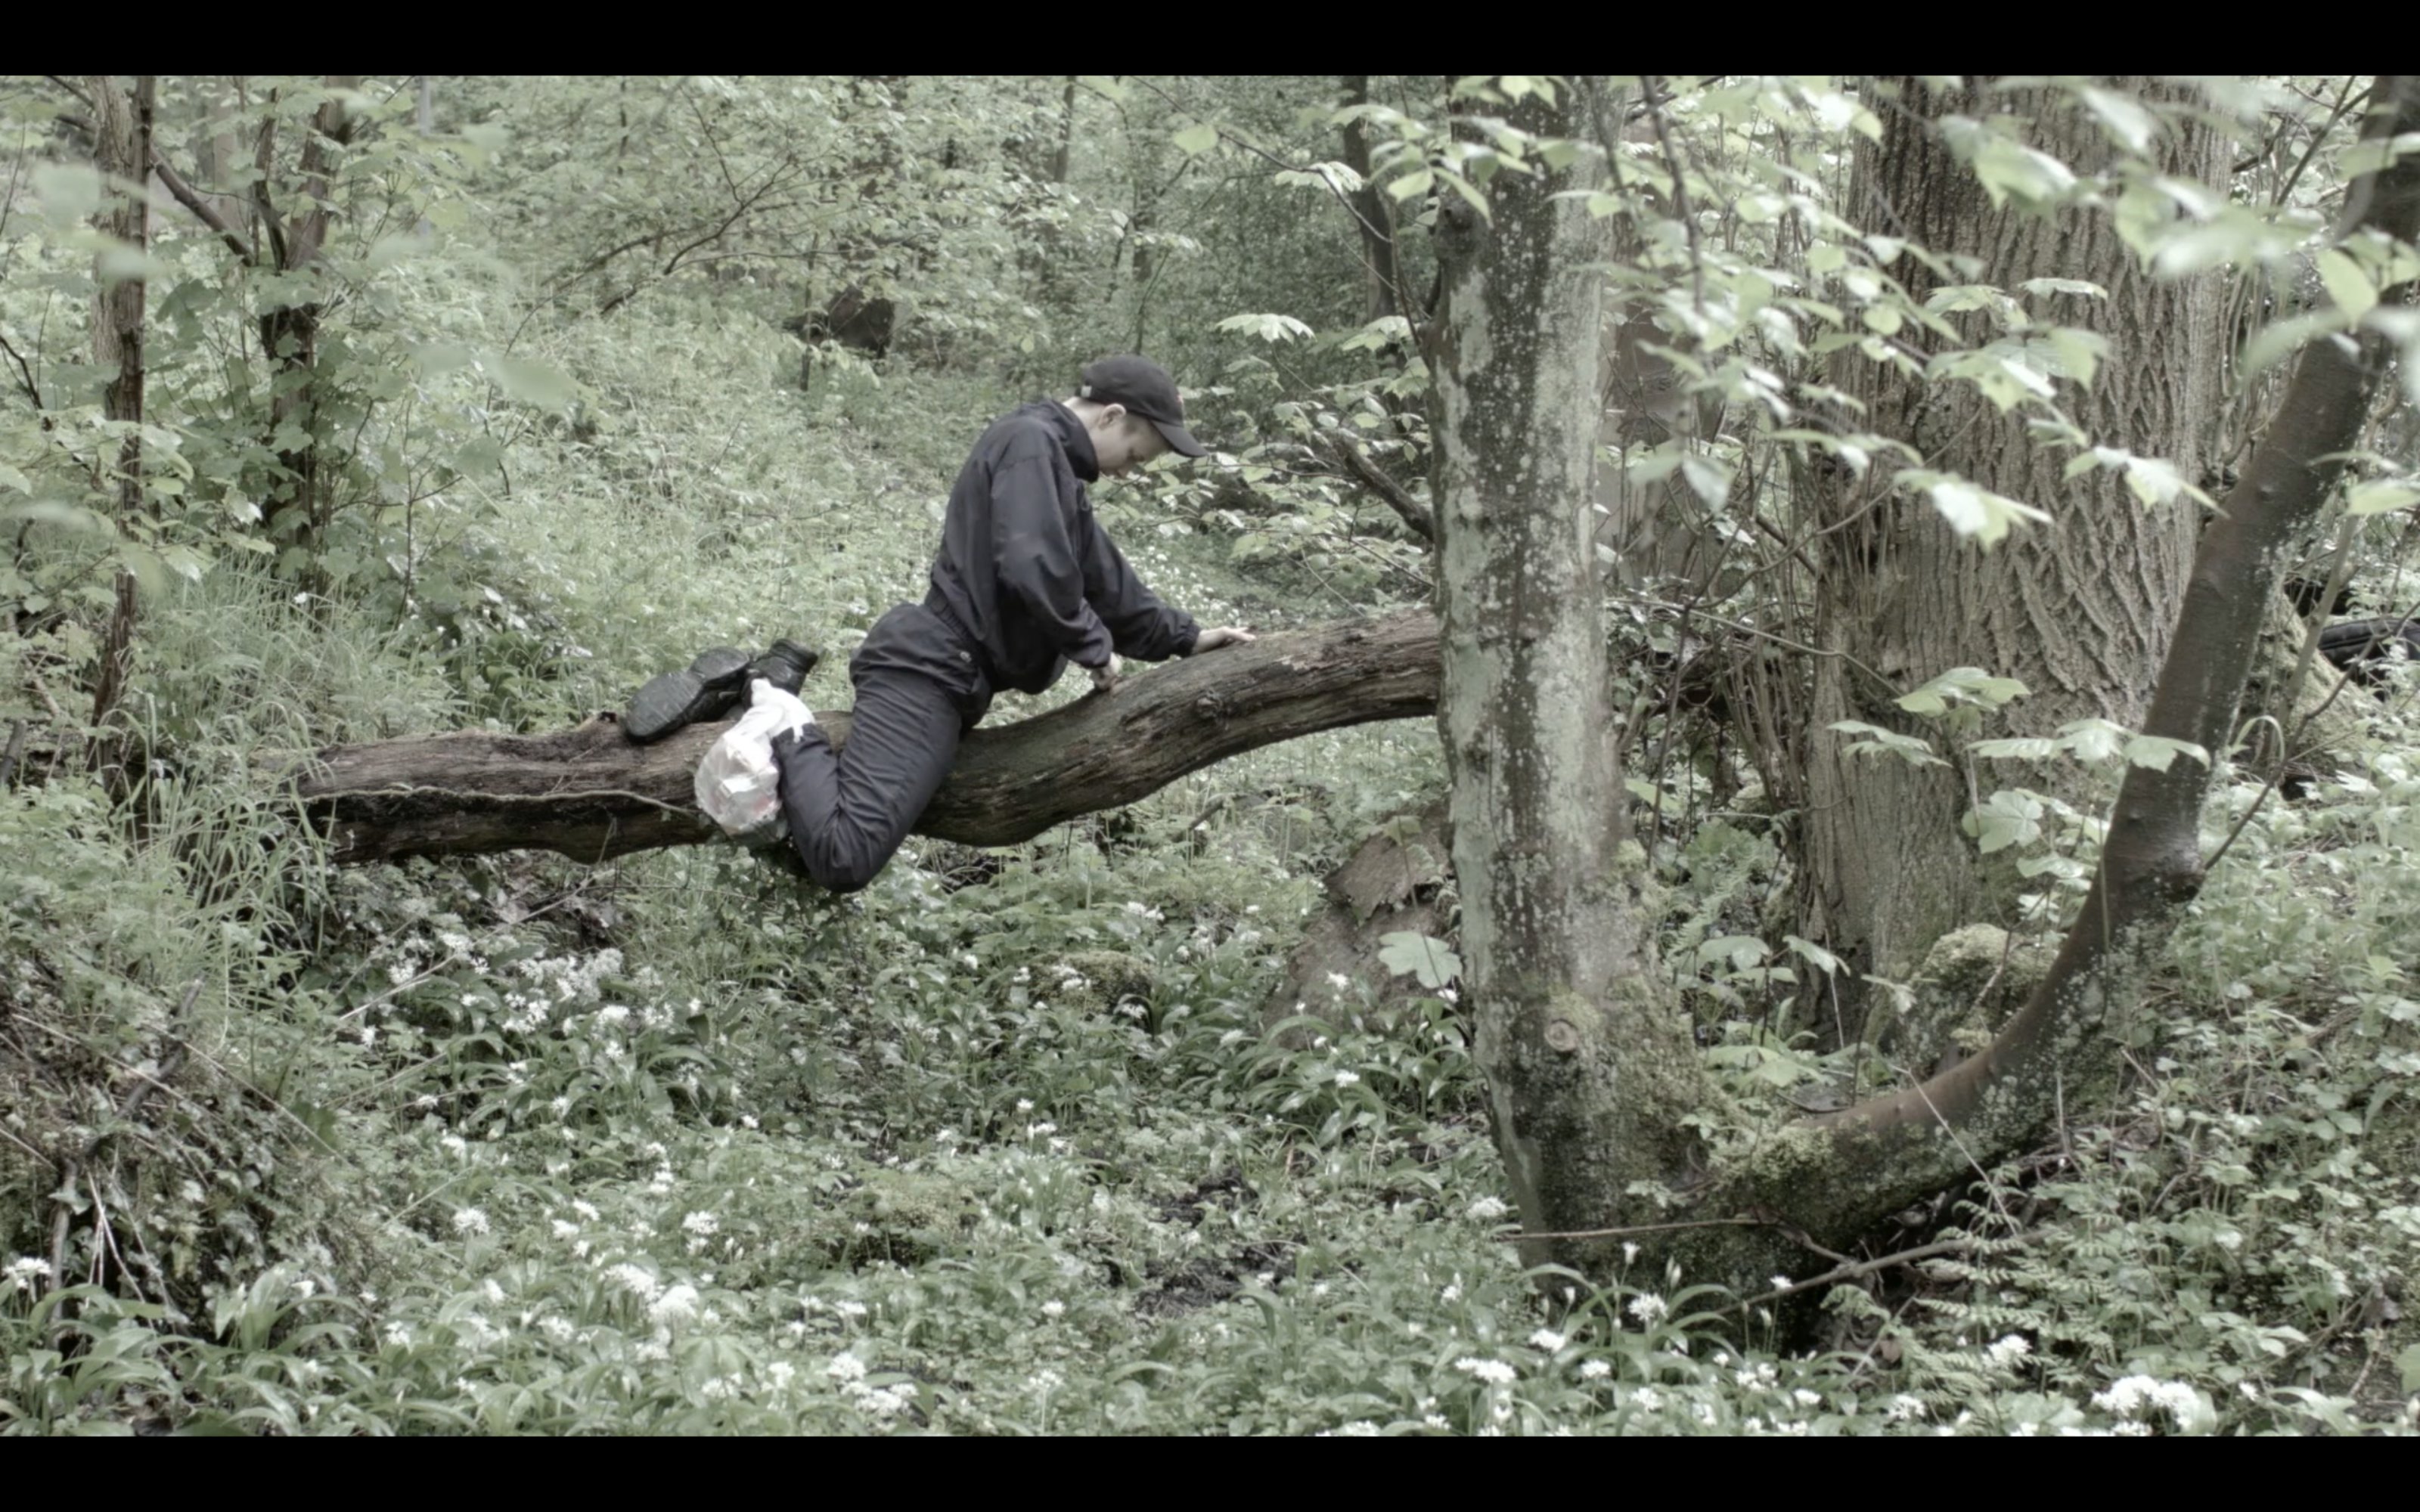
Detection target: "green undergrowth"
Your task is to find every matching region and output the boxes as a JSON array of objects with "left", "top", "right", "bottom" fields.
[{"left": 5, "top": 330, "right": 2418, "bottom": 1433}]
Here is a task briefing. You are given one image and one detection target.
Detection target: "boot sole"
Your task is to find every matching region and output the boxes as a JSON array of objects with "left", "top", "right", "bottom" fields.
[{"left": 625, "top": 647, "right": 752, "bottom": 742}]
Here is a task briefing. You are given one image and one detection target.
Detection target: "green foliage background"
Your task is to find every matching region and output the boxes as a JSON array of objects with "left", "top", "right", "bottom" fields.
[{"left": 1, "top": 74, "right": 2416, "bottom": 1434}]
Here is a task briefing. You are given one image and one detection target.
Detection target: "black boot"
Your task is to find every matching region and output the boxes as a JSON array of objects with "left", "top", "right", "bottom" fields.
[
  {"left": 749, "top": 639, "right": 821, "bottom": 698},
  {"left": 624, "top": 646, "right": 752, "bottom": 743}
]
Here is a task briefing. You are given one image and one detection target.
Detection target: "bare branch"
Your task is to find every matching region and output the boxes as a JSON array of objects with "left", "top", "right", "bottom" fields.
[{"left": 149, "top": 148, "right": 255, "bottom": 262}]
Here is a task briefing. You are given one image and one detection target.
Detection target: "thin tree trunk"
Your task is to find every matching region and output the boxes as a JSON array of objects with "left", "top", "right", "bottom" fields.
[
  {"left": 259, "top": 76, "right": 357, "bottom": 561},
  {"left": 88, "top": 73, "right": 154, "bottom": 738},
  {"left": 1338, "top": 76, "right": 1404, "bottom": 323},
  {"left": 1430, "top": 79, "right": 1708, "bottom": 1274},
  {"left": 1799, "top": 78, "right": 2226, "bottom": 1026}
]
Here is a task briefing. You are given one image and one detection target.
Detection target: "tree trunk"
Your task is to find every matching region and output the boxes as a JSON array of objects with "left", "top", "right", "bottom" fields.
[
  {"left": 1410, "top": 75, "right": 2418, "bottom": 1303},
  {"left": 1718, "top": 75, "right": 2420, "bottom": 1252},
  {"left": 1799, "top": 77, "right": 2226, "bottom": 1022},
  {"left": 1338, "top": 76, "right": 1404, "bottom": 323},
  {"left": 88, "top": 73, "right": 154, "bottom": 738},
  {"left": 1430, "top": 79, "right": 1709, "bottom": 1275},
  {"left": 295, "top": 612, "right": 1438, "bottom": 863},
  {"left": 259, "top": 77, "right": 358, "bottom": 562}
]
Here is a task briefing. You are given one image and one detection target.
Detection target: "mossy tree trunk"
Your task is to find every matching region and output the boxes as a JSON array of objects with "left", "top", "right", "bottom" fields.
[
  {"left": 1429, "top": 79, "right": 1712, "bottom": 1275},
  {"left": 87, "top": 74, "right": 154, "bottom": 737},
  {"left": 1798, "top": 79, "right": 2227, "bottom": 1018},
  {"left": 1426, "top": 75, "right": 2420, "bottom": 1297}
]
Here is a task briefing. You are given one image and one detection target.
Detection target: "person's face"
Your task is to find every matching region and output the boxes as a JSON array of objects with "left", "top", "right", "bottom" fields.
[{"left": 1089, "top": 405, "right": 1171, "bottom": 478}]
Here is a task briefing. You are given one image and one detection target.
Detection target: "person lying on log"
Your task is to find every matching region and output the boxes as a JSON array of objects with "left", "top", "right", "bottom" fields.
[{"left": 622, "top": 355, "right": 1255, "bottom": 891}]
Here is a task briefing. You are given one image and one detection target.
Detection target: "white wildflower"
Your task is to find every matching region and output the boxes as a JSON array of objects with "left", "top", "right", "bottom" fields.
[
  {"left": 4, "top": 1256, "right": 51, "bottom": 1293},
  {"left": 1887, "top": 1393, "right": 1928, "bottom": 1422},
  {"left": 1041, "top": 1300, "right": 1066, "bottom": 1319},
  {"left": 1466, "top": 1195, "right": 1509, "bottom": 1221},
  {"left": 1325, "top": 971, "right": 1351, "bottom": 992},
  {"left": 605, "top": 1263, "right": 662, "bottom": 1302},
  {"left": 1333, "top": 1070, "right": 1360, "bottom": 1088},
  {"left": 1530, "top": 1329, "right": 1568, "bottom": 1352},
  {"left": 571, "top": 1199, "right": 600, "bottom": 1222},
  {"left": 682, "top": 1211, "right": 719, "bottom": 1237},
  {"left": 1985, "top": 1334, "right": 2032, "bottom": 1369},
  {"left": 1626, "top": 1292, "right": 1668, "bottom": 1325},
  {"left": 648, "top": 1284, "right": 700, "bottom": 1329},
  {"left": 1455, "top": 1357, "right": 1517, "bottom": 1386},
  {"left": 1621, "top": 1241, "right": 1640, "bottom": 1265},
  {"left": 1440, "top": 1282, "right": 1463, "bottom": 1304},
  {"left": 1630, "top": 1386, "right": 1664, "bottom": 1413},
  {"left": 827, "top": 1352, "right": 868, "bottom": 1384},
  {"left": 1579, "top": 1359, "right": 1612, "bottom": 1380},
  {"left": 1323, "top": 1421, "right": 1382, "bottom": 1437},
  {"left": 551, "top": 1219, "right": 579, "bottom": 1240},
  {"left": 451, "top": 1207, "right": 490, "bottom": 1237}
]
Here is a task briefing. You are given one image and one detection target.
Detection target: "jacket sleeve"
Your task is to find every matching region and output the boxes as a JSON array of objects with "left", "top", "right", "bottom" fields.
[
  {"left": 1077, "top": 510, "right": 1201, "bottom": 662},
  {"left": 991, "top": 448, "right": 1116, "bottom": 669}
]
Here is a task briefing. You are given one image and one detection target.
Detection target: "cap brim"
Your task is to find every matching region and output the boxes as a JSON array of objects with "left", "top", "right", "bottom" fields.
[{"left": 1149, "top": 417, "right": 1208, "bottom": 459}]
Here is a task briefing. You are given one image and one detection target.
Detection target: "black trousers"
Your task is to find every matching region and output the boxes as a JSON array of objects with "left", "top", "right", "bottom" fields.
[{"left": 772, "top": 603, "right": 991, "bottom": 893}]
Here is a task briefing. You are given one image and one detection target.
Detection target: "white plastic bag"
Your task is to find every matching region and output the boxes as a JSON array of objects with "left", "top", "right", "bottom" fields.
[{"left": 693, "top": 680, "right": 814, "bottom": 847}]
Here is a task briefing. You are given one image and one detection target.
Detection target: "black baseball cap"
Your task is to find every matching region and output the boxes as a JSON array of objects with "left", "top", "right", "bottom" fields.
[{"left": 1078, "top": 355, "right": 1208, "bottom": 458}]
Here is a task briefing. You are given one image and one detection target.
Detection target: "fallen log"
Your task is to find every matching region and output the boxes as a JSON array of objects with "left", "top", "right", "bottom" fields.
[{"left": 295, "top": 611, "right": 1441, "bottom": 865}]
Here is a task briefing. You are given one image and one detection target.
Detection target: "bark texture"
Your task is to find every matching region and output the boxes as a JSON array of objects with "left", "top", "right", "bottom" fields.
[
  {"left": 1801, "top": 79, "right": 2227, "bottom": 1008},
  {"left": 87, "top": 75, "right": 154, "bottom": 735},
  {"left": 1432, "top": 82, "right": 1708, "bottom": 1275},
  {"left": 1695, "top": 75, "right": 2420, "bottom": 1270},
  {"left": 295, "top": 612, "right": 1438, "bottom": 864}
]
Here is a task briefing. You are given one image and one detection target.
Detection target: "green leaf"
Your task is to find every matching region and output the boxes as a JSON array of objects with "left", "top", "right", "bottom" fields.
[
  {"left": 2043, "top": 328, "right": 2106, "bottom": 388},
  {"left": 1969, "top": 736, "right": 2059, "bottom": 761},
  {"left": 2397, "top": 1342, "right": 2420, "bottom": 1395},
  {"left": 2059, "top": 718, "right": 2127, "bottom": 764},
  {"left": 2316, "top": 248, "right": 2377, "bottom": 321},
  {"left": 2121, "top": 733, "right": 2208, "bottom": 771},
  {"left": 95, "top": 242, "right": 165, "bottom": 283},
  {"left": 1916, "top": 474, "right": 2050, "bottom": 547},
  {"left": 1783, "top": 935, "right": 1845, "bottom": 976},
  {"left": 1679, "top": 454, "right": 1732, "bottom": 508},
  {"left": 1697, "top": 935, "right": 1770, "bottom": 972},
  {"left": 1969, "top": 790, "right": 2045, "bottom": 854},
  {"left": 2241, "top": 310, "right": 2349, "bottom": 379},
  {"left": 2120, "top": 454, "right": 2191, "bottom": 508},
  {"left": 1376, "top": 931, "right": 1463, "bottom": 990},
  {"left": 1386, "top": 169, "right": 1435, "bottom": 203},
  {"left": 1172, "top": 123, "right": 1218, "bottom": 156},
  {"left": 1215, "top": 313, "right": 1314, "bottom": 344},
  {"left": 1439, "top": 169, "right": 1492, "bottom": 222},
  {"left": 2346, "top": 479, "right": 2420, "bottom": 516},
  {"left": 33, "top": 163, "right": 104, "bottom": 223},
  {"left": 1896, "top": 666, "right": 2031, "bottom": 715},
  {"left": 2077, "top": 86, "right": 2158, "bottom": 154},
  {"left": 2021, "top": 277, "right": 2108, "bottom": 300},
  {"left": 1829, "top": 720, "right": 1948, "bottom": 767}
]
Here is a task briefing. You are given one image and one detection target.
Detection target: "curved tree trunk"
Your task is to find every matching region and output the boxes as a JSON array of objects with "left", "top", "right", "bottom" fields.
[
  {"left": 295, "top": 612, "right": 1438, "bottom": 863},
  {"left": 1799, "top": 78, "right": 2226, "bottom": 1021}
]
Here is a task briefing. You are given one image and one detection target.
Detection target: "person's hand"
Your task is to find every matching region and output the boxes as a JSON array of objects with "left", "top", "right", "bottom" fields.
[
  {"left": 1087, "top": 653, "right": 1122, "bottom": 693},
  {"left": 1192, "top": 626, "right": 1256, "bottom": 653}
]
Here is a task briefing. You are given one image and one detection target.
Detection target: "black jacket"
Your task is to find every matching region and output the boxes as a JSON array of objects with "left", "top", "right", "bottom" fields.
[{"left": 923, "top": 401, "right": 1199, "bottom": 696}]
